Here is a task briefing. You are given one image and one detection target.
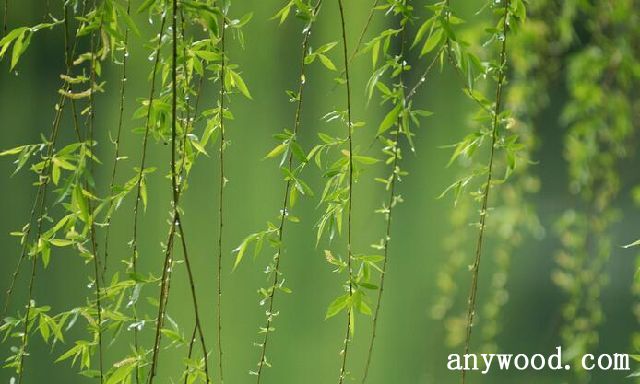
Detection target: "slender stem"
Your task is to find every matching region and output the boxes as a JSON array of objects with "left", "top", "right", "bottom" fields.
[
  {"left": 148, "top": 217, "right": 178, "bottom": 383},
  {"left": 253, "top": 2, "right": 323, "bottom": 382},
  {"left": 367, "top": 44, "right": 442, "bottom": 150},
  {"left": 16, "top": 95, "right": 65, "bottom": 384},
  {"left": 216, "top": 8, "right": 227, "bottom": 384},
  {"left": 461, "top": 2, "right": 509, "bottom": 383},
  {"left": 362, "top": 21, "right": 408, "bottom": 384},
  {"left": 336, "top": 0, "right": 353, "bottom": 382},
  {"left": 131, "top": 7, "right": 167, "bottom": 279},
  {"left": 2, "top": 2, "right": 84, "bottom": 320},
  {"left": 86, "top": 1, "right": 105, "bottom": 381},
  {"left": 2, "top": 184, "right": 41, "bottom": 320},
  {"left": 13, "top": 4, "right": 87, "bottom": 380},
  {"left": 335, "top": 0, "right": 378, "bottom": 81},
  {"left": 404, "top": 45, "right": 445, "bottom": 102},
  {"left": 176, "top": 218, "right": 211, "bottom": 382},
  {"left": 103, "top": 0, "right": 131, "bottom": 281},
  {"left": 178, "top": 8, "right": 211, "bottom": 382},
  {"left": 147, "top": 0, "right": 180, "bottom": 381},
  {"left": 131, "top": 10, "right": 166, "bottom": 383},
  {"left": 351, "top": 0, "right": 378, "bottom": 62}
]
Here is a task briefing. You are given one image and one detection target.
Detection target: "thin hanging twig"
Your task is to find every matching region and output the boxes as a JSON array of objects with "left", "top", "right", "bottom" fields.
[
  {"left": 461, "top": 2, "right": 510, "bottom": 383},
  {"left": 130, "top": 8, "right": 167, "bottom": 383},
  {"left": 176, "top": 219, "right": 212, "bottom": 383},
  {"left": 216, "top": 7, "right": 227, "bottom": 384},
  {"left": 1, "top": 2, "right": 86, "bottom": 321},
  {"left": 131, "top": 7, "right": 167, "bottom": 283},
  {"left": 253, "top": 2, "right": 323, "bottom": 382},
  {"left": 336, "top": 0, "right": 354, "bottom": 382},
  {"left": 103, "top": 0, "right": 131, "bottom": 281},
  {"left": 147, "top": 0, "right": 181, "bottom": 381},
  {"left": 176, "top": 8, "right": 212, "bottom": 382},
  {"left": 333, "top": 0, "right": 379, "bottom": 88},
  {"left": 12, "top": 4, "right": 88, "bottom": 381},
  {"left": 85, "top": 1, "right": 105, "bottom": 380},
  {"left": 362, "top": 21, "right": 408, "bottom": 384},
  {"left": 146, "top": 3, "right": 214, "bottom": 384},
  {"left": 16, "top": 94, "right": 65, "bottom": 384}
]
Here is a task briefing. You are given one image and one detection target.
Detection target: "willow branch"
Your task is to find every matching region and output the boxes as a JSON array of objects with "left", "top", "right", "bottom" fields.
[
  {"left": 362, "top": 22, "right": 408, "bottom": 384},
  {"left": 461, "top": 2, "right": 510, "bottom": 383},
  {"left": 147, "top": 0, "right": 180, "bottom": 381},
  {"left": 177, "top": 7, "right": 212, "bottom": 382},
  {"left": 103, "top": 0, "right": 131, "bottom": 281},
  {"left": 216, "top": 8, "right": 227, "bottom": 384},
  {"left": 129, "top": 9, "right": 166, "bottom": 383},
  {"left": 253, "top": 2, "right": 323, "bottom": 382},
  {"left": 1, "top": 2, "right": 85, "bottom": 320},
  {"left": 16, "top": 93, "right": 65, "bottom": 384},
  {"left": 336, "top": 0, "right": 353, "bottom": 382},
  {"left": 86, "top": 1, "right": 105, "bottom": 380},
  {"left": 11, "top": 4, "right": 86, "bottom": 381}
]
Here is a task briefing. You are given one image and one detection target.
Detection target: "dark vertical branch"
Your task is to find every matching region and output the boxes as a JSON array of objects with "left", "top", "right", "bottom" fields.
[
  {"left": 13, "top": 3, "right": 88, "bottom": 381},
  {"left": 1, "top": 1, "right": 84, "bottom": 321},
  {"left": 131, "top": 8, "right": 167, "bottom": 282},
  {"left": 177, "top": 7, "right": 212, "bottom": 383},
  {"left": 2, "top": 186, "right": 42, "bottom": 320},
  {"left": 103, "top": 0, "right": 131, "bottom": 281},
  {"left": 216, "top": 7, "right": 227, "bottom": 384},
  {"left": 16, "top": 100, "right": 65, "bottom": 384},
  {"left": 86, "top": 0, "right": 104, "bottom": 380},
  {"left": 147, "top": 218, "right": 178, "bottom": 384},
  {"left": 131, "top": 9, "right": 167, "bottom": 383},
  {"left": 461, "top": 1, "right": 510, "bottom": 383},
  {"left": 147, "top": 0, "right": 179, "bottom": 381},
  {"left": 336, "top": 0, "right": 353, "bottom": 383},
  {"left": 176, "top": 220, "right": 212, "bottom": 383}
]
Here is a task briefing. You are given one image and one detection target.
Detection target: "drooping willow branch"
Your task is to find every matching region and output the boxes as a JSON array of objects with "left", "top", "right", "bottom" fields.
[
  {"left": 16, "top": 92, "right": 64, "bottom": 384},
  {"left": 362, "top": 9, "right": 407, "bottom": 383},
  {"left": 148, "top": 0, "right": 183, "bottom": 381},
  {"left": 144, "top": 2, "right": 217, "bottom": 382},
  {"left": 6, "top": 6, "right": 86, "bottom": 382},
  {"left": 103, "top": 0, "right": 131, "bottom": 281},
  {"left": 178, "top": 7, "right": 213, "bottom": 382},
  {"left": 175, "top": 219, "right": 212, "bottom": 382},
  {"left": 251, "top": 2, "right": 322, "bottom": 382},
  {"left": 461, "top": 1, "right": 510, "bottom": 383},
  {"left": 216, "top": 6, "right": 227, "bottom": 384},
  {"left": 1, "top": 4, "right": 83, "bottom": 321},
  {"left": 336, "top": 0, "right": 354, "bottom": 382},
  {"left": 85, "top": 2, "right": 106, "bottom": 380},
  {"left": 129, "top": 8, "right": 166, "bottom": 382},
  {"left": 131, "top": 5, "right": 166, "bottom": 289},
  {"left": 360, "top": 1, "right": 445, "bottom": 379},
  {"left": 479, "top": 2, "right": 549, "bottom": 352}
]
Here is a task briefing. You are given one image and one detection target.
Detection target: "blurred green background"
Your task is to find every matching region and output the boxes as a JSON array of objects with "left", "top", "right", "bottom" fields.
[{"left": 1, "top": 1, "right": 639, "bottom": 383}]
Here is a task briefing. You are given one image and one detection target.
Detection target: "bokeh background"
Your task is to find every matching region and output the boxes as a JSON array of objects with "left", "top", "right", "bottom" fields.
[{"left": 1, "top": 1, "right": 639, "bottom": 383}]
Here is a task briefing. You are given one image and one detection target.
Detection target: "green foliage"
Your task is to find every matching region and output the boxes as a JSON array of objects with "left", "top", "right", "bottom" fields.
[{"left": 1, "top": 0, "right": 639, "bottom": 383}]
